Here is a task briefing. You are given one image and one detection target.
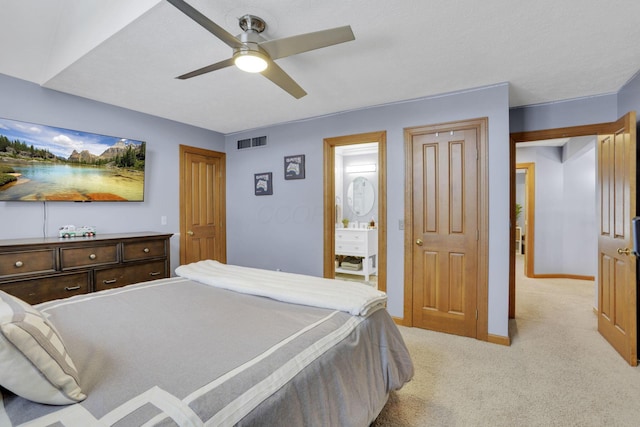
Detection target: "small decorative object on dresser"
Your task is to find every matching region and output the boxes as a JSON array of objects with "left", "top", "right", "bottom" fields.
[
  {"left": 0, "top": 232, "right": 172, "bottom": 304},
  {"left": 284, "top": 154, "right": 305, "bottom": 180},
  {"left": 58, "top": 225, "right": 96, "bottom": 238}
]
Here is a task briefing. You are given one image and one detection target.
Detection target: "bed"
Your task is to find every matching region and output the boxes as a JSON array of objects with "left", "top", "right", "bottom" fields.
[{"left": 0, "top": 260, "right": 413, "bottom": 426}]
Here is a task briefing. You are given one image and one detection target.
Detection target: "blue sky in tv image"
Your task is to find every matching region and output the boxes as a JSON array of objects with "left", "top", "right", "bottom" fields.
[
  {"left": 0, "top": 117, "right": 143, "bottom": 158},
  {"left": 0, "top": 117, "right": 145, "bottom": 202}
]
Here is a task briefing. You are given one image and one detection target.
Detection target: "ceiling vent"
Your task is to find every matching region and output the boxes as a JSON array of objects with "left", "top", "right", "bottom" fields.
[{"left": 237, "top": 135, "right": 267, "bottom": 150}]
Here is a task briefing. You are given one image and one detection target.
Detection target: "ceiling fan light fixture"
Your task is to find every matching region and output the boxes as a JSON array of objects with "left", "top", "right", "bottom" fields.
[{"left": 234, "top": 50, "right": 268, "bottom": 73}]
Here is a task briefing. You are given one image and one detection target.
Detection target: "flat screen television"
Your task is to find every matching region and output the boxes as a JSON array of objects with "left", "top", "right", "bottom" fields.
[{"left": 0, "top": 117, "right": 145, "bottom": 202}]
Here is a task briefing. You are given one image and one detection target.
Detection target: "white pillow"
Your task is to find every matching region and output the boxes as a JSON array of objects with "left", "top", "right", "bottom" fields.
[{"left": 0, "top": 290, "right": 86, "bottom": 405}]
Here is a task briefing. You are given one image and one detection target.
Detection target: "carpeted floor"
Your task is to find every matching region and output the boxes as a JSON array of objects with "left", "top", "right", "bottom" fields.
[{"left": 373, "top": 255, "right": 640, "bottom": 426}]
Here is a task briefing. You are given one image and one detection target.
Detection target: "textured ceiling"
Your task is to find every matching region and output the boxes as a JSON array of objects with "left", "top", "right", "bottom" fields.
[{"left": 1, "top": 0, "right": 640, "bottom": 134}]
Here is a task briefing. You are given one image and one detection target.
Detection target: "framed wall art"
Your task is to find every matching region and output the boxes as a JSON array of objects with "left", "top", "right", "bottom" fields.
[
  {"left": 254, "top": 172, "right": 273, "bottom": 195},
  {"left": 284, "top": 154, "right": 305, "bottom": 180}
]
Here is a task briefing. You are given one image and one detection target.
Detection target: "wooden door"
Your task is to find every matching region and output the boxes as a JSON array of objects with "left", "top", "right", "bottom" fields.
[
  {"left": 597, "top": 111, "right": 637, "bottom": 366},
  {"left": 408, "top": 121, "right": 483, "bottom": 337},
  {"left": 179, "top": 145, "right": 226, "bottom": 265}
]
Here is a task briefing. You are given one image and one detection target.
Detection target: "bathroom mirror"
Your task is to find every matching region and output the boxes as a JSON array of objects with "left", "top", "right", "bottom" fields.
[{"left": 347, "top": 176, "right": 375, "bottom": 216}]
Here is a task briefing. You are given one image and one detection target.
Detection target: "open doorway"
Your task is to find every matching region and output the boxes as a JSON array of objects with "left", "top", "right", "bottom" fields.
[
  {"left": 513, "top": 138, "right": 597, "bottom": 318},
  {"left": 515, "top": 137, "right": 597, "bottom": 279},
  {"left": 323, "top": 131, "right": 387, "bottom": 292},
  {"left": 334, "top": 143, "right": 379, "bottom": 287},
  {"left": 510, "top": 112, "right": 637, "bottom": 366},
  {"left": 510, "top": 129, "right": 602, "bottom": 318},
  {"left": 515, "top": 162, "right": 534, "bottom": 278}
]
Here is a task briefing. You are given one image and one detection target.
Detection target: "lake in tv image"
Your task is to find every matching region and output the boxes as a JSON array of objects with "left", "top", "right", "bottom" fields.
[{"left": 0, "top": 118, "right": 145, "bottom": 202}]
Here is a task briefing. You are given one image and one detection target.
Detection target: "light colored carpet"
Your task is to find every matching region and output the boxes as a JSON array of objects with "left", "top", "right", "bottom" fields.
[{"left": 373, "top": 255, "right": 640, "bottom": 426}]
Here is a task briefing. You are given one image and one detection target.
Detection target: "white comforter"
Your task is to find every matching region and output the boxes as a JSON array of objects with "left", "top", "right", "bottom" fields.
[{"left": 175, "top": 260, "right": 387, "bottom": 316}]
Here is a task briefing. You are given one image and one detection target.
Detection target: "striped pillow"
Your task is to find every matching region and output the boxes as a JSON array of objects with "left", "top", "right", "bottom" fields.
[{"left": 0, "top": 290, "right": 86, "bottom": 405}]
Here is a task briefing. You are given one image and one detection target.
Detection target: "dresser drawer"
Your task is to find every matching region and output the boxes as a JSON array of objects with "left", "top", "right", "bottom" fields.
[
  {"left": 122, "top": 239, "right": 166, "bottom": 261},
  {"left": 0, "top": 272, "right": 89, "bottom": 305},
  {"left": 95, "top": 260, "right": 167, "bottom": 291},
  {"left": 0, "top": 249, "right": 57, "bottom": 278},
  {"left": 60, "top": 244, "right": 118, "bottom": 269},
  {"left": 335, "top": 242, "right": 367, "bottom": 256}
]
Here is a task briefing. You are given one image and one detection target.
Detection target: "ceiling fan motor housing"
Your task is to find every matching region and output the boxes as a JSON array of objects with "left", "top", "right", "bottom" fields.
[{"left": 238, "top": 15, "right": 266, "bottom": 33}]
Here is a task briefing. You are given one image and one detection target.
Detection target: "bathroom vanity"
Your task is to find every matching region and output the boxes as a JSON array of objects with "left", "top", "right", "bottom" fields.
[{"left": 335, "top": 228, "right": 377, "bottom": 282}]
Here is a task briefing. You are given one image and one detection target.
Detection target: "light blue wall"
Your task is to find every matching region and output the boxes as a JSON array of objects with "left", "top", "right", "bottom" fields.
[
  {"left": 0, "top": 74, "right": 225, "bottom": 273},
  {"left": 510, "top": 93, "right": 618, "bottom": 133},
  {"left": 516, "top": 146, "right": 564, "bottom": 273},
  {"left": 618, "top": 69, "right": 640, "bottom": 120},
  {"left": 562, "top": 142, "right": 597, "bottom": 276},
  {"left": 225, "top": 83, "right": 511, "bottom": 336},
  {"left": 516, "top": 143, "right": 597, "bottom": 276},
  {"left": 510, "top": 67, "right": 640, "bottom": 132}
]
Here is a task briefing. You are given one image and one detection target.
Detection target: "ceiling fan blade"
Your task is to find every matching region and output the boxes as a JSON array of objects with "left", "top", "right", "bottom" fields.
[
  {"left": 166, "top": 0, "right": 242, "bottom": 49},
  {"left": 177, "top": 58, "right": 235, "bottom": 79},
  {"left": 261, "top": 60, "right": 307, "bottom": 99},
  {"left": 260, "top": 26, "right": 355, "bottom": 60}
]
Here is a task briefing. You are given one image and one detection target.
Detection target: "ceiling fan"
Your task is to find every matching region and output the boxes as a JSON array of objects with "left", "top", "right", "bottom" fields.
[{"left": 167, "top": 0, "right": 356, "bottom": 99}]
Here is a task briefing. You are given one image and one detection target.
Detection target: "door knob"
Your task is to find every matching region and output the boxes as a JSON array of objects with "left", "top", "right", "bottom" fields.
[
  {"left": 416, "top": 239, "right": 423, "bottom": 246},
  {"left": 187, "top": 230, "right": 194, "bottom": 236},
  {"left": 617, "top": 247, "right": 631, "bottom": 256}
]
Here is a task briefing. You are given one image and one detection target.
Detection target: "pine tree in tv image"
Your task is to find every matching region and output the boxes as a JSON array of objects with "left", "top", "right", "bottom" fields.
[{"left": 0, "top": 118, "right": 146, "bottom": 201}]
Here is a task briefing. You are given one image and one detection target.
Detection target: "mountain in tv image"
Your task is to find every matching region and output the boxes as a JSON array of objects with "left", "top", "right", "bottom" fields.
[
  {"left": 0, "top": 118, "right": 146, "bottom": 202},
  {"left": 67, "top": 139, "right": 141, "bottom": 163}
]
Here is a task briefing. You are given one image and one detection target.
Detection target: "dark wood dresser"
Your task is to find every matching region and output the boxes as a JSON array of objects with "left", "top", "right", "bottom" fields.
[{"left": 0, "top": 232, "right": 172, "bottom": 304}]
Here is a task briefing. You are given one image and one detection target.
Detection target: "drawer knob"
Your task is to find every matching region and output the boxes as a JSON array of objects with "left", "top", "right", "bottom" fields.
[
  {"left": 15, "top": 261, "right": 23, "bottom": 268},
  {"left": 149, "top": 271, "right": 161, "bottom": 276},
  {"left": 65, "top": 286, "right": 81, "bottom": 291},
  {"left": 143, "top": 248, "right": 150, "bottom": 253},
  {"left": 103, "top": 279, "right": 117, "bottom": 284},
  {"left": 89, "top": 253, "right": 97, "bottom": 260}
]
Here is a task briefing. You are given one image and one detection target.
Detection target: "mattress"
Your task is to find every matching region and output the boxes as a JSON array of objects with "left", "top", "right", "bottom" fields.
[{"left": 0, "top": 265, "right": 413, "bottom": 426}]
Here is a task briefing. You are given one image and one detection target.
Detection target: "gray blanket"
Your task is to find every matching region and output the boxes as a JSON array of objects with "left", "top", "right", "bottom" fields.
[{"left": 0, "top": 277, "right": 413, "bottom": 426}]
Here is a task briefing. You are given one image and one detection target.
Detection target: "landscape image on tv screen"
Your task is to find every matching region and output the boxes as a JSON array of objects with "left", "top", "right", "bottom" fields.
[{"left": 0, "top": 117, "right": 145, "bottom": 201}]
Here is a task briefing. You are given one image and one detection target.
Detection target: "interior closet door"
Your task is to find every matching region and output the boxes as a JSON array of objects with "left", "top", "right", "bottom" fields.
[{"left": 406, "top": 118, "right": 488, "bottom": 338}]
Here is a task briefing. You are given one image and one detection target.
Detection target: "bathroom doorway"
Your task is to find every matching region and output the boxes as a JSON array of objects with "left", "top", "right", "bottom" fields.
[{"left": 323, "top": 131, "right": 387, "bottom": 291}]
